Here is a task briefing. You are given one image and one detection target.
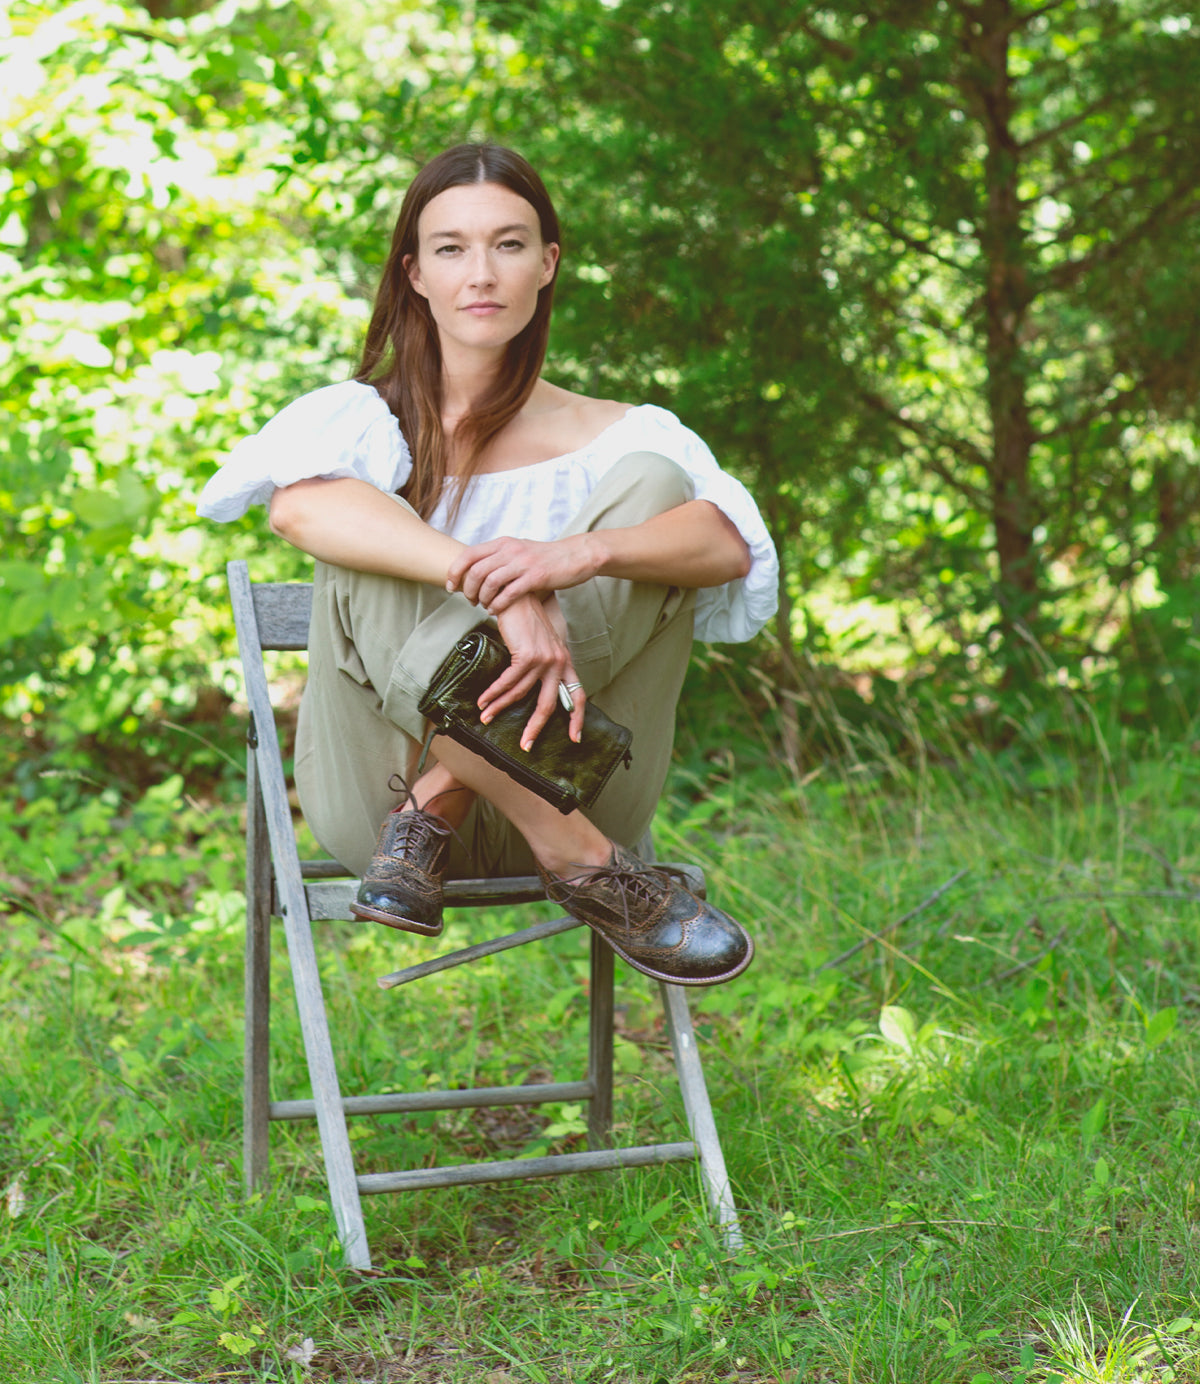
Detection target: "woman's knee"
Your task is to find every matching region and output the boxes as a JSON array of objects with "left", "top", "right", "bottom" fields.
[{"left": 600, "top": 452, "right": 695, "bottom": 515}]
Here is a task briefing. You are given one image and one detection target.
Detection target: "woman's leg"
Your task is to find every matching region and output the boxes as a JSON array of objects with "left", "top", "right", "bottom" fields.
[
  {"left": 294, "top": 496, "right": 483, "bottom": 876},
  {"left": 448, "top": 450, "right": 701, "bottom": 870},
  {"left": 553, "top": 451, "right": 698, "bottom": 849},
  {"left": 295, "top": 455, "right": 751, "bottom": 981},
  {"left": 297, "top": 454, "right": 697, "bottom": 877}
]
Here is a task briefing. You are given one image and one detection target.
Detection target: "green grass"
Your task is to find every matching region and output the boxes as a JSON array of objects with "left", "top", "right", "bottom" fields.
[{"left": 4, "top": 713, "right": 1200, "bottom": 1382}]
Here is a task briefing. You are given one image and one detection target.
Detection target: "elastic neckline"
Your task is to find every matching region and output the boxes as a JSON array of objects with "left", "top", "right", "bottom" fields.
[{"left": 462, "top": 404, "right": 651, "bottom": 481}]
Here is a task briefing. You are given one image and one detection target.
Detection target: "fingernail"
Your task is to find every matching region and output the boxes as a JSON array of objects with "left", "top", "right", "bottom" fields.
[{"left": 521, "top": 740, "right": 531, "bottom": 752}]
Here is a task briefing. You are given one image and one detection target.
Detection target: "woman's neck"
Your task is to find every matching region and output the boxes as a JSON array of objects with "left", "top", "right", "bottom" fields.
[{"left": 439, "top": 342, "right": 506, "bottom": 427}]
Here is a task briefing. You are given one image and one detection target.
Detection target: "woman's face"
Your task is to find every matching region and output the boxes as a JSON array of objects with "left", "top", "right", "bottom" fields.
[{"left": 405, "top": 182, "right": 559, "bottom": 360}]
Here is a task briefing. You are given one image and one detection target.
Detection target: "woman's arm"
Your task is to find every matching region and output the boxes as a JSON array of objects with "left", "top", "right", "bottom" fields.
[
  {"left": 269, "top": 477, "right": 464, "bottom": 584},
  {"left": 591, "top": 499, "right": 752, "bottom": 585},
  {"left": 268, "top": 476, "right": 585, "bottom": 745},
  {"left": 446, "top": 499, "right": 751, "bottom": 612}
]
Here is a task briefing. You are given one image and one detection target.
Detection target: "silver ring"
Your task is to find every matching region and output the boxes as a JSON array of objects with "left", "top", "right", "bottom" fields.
[{"left": 558, "top": 680, "right": 583, "bottom": 711}]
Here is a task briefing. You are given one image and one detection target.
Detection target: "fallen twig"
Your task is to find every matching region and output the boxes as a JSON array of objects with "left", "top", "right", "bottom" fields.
[
  {"left": 815, "top": 869, "right": 969, "bottom": 974},
  {"left": 801, "top": 1217, "right": 1052, "bottom": 1242},
  {"left": 1129, "top": 837, "right": 1196, "bottom": 888},
  {"left": 1038, "top": 888, "right": 1200, "bottom": 905},
  {"left": 985, "top": 924, "right": 1072, "bottom": 985}
]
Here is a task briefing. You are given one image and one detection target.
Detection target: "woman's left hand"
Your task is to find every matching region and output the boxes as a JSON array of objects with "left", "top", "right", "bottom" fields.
[
  {"left": 446, "top": 534, "right": 601, "bottom": 612},
  {"left": 483, "top": 593, "right": 586, "bottom": 749}
]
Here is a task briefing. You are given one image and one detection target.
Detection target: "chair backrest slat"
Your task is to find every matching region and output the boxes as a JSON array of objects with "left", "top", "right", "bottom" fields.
[{"left": 251, "top": 582, "right": 313, "bottom": 651}]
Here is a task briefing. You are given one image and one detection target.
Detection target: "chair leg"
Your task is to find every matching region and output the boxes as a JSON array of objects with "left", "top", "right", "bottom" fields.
[
  {"left": 587, "top": 932, "right": 615, "bottom": 1148},
  {"left": 243, "top": 753, "right": 272, "bottom": 1192},
  {"left": 276, "top": 910, "right": 371, "bottom": 1267},
  {"left": 658, "top": 982, "right": 743, "bottom": 1250}
]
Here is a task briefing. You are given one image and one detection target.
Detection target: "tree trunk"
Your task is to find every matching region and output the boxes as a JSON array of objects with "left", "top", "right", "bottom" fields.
[
  {"left": 765, "top": 499, "right": 803, "bottom": 779},
  {"left": 971, "top": 0, "right": 1040, "bottom": 637}
]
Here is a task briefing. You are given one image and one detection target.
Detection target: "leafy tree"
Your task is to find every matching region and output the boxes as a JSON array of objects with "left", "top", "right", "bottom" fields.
[
  {"left": 481, "top": 0, "right": 1200, "bottom": 694},
  {"left": 812, "top": 0, "right": 1200, "bottom": 678},
  {"left": 0, "top": 0, "right": 463, "bottom": 771},
  {"left": 7, "top": 0, "right": 1200, "bottom": 784}
]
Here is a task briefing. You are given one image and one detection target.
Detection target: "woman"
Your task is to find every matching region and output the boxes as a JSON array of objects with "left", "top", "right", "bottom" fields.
[{"left": 199, "top": 143, "right": 777, "bottom": 987}]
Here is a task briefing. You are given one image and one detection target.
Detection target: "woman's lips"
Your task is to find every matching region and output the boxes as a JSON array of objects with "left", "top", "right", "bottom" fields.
[{"left": 463, "top": 302, "right": 503, "bottom": 315}]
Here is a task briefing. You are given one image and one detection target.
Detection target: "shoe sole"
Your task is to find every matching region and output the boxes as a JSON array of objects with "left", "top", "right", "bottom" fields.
[
  {"left": 349, "top": 902, "right": 443, "bottom": 938},
  {"left": 352, "top": 901, "right": 753, "bottom": 983},
  {"left": 589, "top": 926, "right": 755, "bottom": 988}
]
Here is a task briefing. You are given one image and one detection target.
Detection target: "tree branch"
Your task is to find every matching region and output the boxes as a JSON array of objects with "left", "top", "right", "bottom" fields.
[
  {"left": 1037, "top": 379, "right": 1147, "bottom": 443},
  {"left": 1007, "top": 0, "right": 1074, "bottom": 33},
  {"left": 790, "top": 14, "right": 855, "bottom": 62},
  {"left": 1044, "top": 187, "right": 1200, "bottom": 294},
  {"left": 1023, "top": 159, "right": 1166, "bottom": 211},
  {"left": 815, "top": 869, "right": 969, "bottom": 974},
  {"left": 859, "top": 391, "right": 992, "bottom": 507},
  {"left": 851, "top": 202, "right": 978, "bottom": 273},
  {"left": 1019, "top": 83, "right": 1137, "bottom": 154}
]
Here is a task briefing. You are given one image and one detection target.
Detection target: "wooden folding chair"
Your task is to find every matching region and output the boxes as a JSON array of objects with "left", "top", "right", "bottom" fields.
[{"left": 228, "top": 558, "right": 742, "bottom": 1268}]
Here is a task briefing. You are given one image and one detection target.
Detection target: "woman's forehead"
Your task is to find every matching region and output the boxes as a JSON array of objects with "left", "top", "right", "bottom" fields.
[{"left": 418, "top": 183, "right": 542, "bottom": 240}]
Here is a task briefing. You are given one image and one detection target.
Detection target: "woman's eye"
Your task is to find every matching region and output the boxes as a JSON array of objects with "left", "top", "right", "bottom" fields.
[
  {"left": 435, "top": 245, "right": 462, "bottom": 255},
  {"left": 499, "top": 239, "right": 525, "bottom": 251}
]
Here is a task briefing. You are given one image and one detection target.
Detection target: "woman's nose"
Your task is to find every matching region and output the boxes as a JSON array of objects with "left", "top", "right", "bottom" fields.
[{"left": 467, "top": 249, "right": 497, "bottom": 287}]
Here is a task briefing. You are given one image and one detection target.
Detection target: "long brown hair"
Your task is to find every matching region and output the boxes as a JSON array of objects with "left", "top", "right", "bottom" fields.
[{"left": 355, "top": 144, "right": 561, "bottom": 521}]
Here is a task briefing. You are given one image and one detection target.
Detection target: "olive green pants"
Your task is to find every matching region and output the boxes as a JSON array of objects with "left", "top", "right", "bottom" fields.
[{"left": 294, "top": 453, "right": 697, "bottom": 878}]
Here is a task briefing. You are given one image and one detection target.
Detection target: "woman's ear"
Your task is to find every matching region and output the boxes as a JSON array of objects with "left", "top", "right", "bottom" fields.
[
  {"left": 539, "top": 242, "right": 560, "bottom": 289},
  {"left": 403, "top": 253, "right": 428, "bottom": 298}
]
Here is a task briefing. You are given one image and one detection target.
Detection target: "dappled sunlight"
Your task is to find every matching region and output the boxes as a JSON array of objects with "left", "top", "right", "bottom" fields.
[{"left": 5, "top": 0, "right": 1200, "bottom": 1376}]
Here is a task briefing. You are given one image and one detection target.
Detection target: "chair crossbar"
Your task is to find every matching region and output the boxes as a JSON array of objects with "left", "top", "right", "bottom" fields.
[
  {"left": 375, "top": 914, "right": 584, "bottom": 989},
  {"left": 297, "top": 866, "right": 704, "bottom": 921},
  {"left": 294, "top": 876, "right": 552, "bottom": 921},
  {"left": 270, "top": 1079, "right": 599, "bottom": 1123},
  {"left": 357, "top": 1142, "right": 699, "bottom": 1196}
]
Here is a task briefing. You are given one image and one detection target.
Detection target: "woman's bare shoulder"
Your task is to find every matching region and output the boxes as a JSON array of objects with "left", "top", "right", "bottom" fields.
[{"left": 528, "top": 381, "right": 636, "bottom": 450}]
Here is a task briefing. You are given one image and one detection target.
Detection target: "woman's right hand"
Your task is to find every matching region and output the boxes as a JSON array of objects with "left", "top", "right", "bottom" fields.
[{"left": 480, "top": 594, "right": 586, "bottom": 751}]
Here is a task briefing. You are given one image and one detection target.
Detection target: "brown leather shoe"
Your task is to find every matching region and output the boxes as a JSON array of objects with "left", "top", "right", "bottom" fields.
[
  {"left": 350, "top": 808, "right": 452, "bottom": 936},
  {"left": 537, "top": 843, "right": 753, "bottom": 986}
]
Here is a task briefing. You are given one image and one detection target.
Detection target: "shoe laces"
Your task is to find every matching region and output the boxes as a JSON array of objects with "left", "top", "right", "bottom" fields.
[
  {"left": 389, "top": 809, "right": 450, "bottom": 851},
  {"left": 387, "top": 770, "right": 470, "bottom": 815},
  {"left": 554, "top": 853, "right": 691, "bottom": 931},
  {"left": 384, "top": 771, "right": 468, "bottom": 857}
]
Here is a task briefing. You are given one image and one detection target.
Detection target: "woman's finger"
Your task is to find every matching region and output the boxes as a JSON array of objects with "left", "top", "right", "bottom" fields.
[
  {"left": 484, "top": 567, "right": 544, "bottom": 613},
  {"left": 446, "top": 539, "right": 502, "bottom": 593},
  {"left": 519, "top": 677, "right": 561, "bottom": 752},
  {"left": 478, "top": 662, "right": 537, "bottom": 719},
  {"left": 477, "top": 562, "right": 526, "bottom": 611},
  {"left": 460, "top": 555, "right": 508, "bottom": 606},
  {"left": 478, "top": 644, "right": 566, "bottom": 720},
  {"left": 568, "top": 681, "right": 586, "bottom": 744},
  {"left": 478, "top": 659, "right": 581, "bottom": 751},
  {"left": 557, "top": 668, "right": 586, "bottom": 744}
]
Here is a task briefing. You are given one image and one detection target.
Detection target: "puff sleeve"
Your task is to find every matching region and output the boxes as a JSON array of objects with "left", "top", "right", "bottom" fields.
[
  {"left": 196, "top": 381, "right": 411, "bottom": 522},
  {"left": 629, "top": 408, "right": 779, "bottom": 644}
]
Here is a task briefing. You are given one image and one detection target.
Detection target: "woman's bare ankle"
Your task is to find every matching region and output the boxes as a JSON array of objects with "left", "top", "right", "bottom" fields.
[
  {"left": 532, "top": 828, "right": 612, "bottom": 880},
  {"left": 403, "top": 765, "right": 474, "bottom": 828}
]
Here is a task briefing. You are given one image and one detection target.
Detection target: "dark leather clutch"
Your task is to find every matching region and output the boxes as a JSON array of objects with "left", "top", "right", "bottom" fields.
[{"left": 417, "top": 624, "right": 633, "bottom": 815}]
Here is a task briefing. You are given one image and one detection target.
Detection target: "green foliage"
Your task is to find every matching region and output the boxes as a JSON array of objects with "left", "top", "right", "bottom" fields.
[
  {"left": 6, "top": 713, "right": 1200, "bottom": 1380},
  {"left": 5, "top": 0, "right": 1200, "bottom": 768},
  {"left": 0, "top": 0, "right": 404, "bottom": 754},
  {"left": 478, "top": 0, "right": 1200, "bottom": 694}
]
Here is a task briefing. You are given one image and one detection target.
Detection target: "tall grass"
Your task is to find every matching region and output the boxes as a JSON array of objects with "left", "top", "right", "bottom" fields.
[{"left": 3, "top": 690, "right": 1200, "bottom": 1382}]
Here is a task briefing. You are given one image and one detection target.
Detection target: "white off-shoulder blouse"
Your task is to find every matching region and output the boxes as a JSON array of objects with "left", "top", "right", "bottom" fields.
[{"left": 197, "top": 380, "right": 778, "bottom": 644}]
